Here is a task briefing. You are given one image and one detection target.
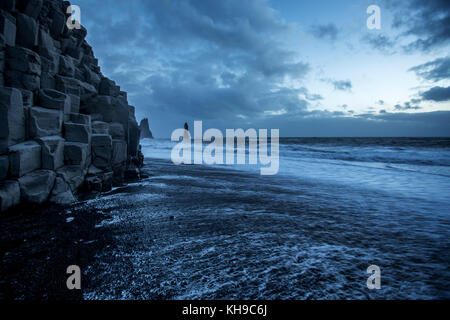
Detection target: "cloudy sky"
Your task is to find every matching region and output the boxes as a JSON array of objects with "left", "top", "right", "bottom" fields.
[{"left": 76, "top": 0, "right": 450, "bottom": 137}]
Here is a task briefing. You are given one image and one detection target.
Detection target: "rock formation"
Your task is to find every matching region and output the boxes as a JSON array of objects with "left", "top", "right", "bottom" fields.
[
  {"left": 0, "top": 0, "right": 144, "bottom": 212},
  {"left": 139, "top": 118, "right": 153, "bottom": 139}
]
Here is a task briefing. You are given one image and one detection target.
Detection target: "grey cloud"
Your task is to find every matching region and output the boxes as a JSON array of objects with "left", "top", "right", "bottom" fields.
[
  {"left": 77, "top": 0, "right": 311, "bottom": 133},
  {"left": 310, "top": 23, "right": 339, "bottom": 41},
  {"left": 375, "top": 110, "right": 450, "bottom": 125},
  {"left": 365, "top": 1, "right": 449, "bottom": 54},
  {"left": 305, "top": 93, "right": 323, "bottom": 101},
  {"left": 321, "top": 78, "right": 352, "bottom": 92},
  {"left": 332, "top": 80, "right": 352, "bottom": 92},
  {"left": 362, "top": 33, "right": 396, "bottom": 54},
  {"left": 295, "top": 87, "right": 323, "bottom": 101},
  {"left": 394, "top": 102, "right": 421, "bottom": 111},
  {"left": 75, "top": 0, "right": 450, "bottom": 137},
  {"left": 334, "top": 80, "right": 352, "bottom": 91},
  {"left": 420, "top": 86, "right": 450, "bottom": 102},
  {"left": 391, "top": 0, "right": 450, "bottom": 52},
  {"left": 409, "top": 57, "right": 450, "bottom": 82},
  {"left": 251, "top": 111, "right": 450, "bottom": 137}
]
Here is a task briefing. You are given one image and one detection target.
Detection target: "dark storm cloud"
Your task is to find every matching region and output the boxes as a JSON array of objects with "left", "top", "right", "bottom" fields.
[
  {"left": 252, "top": 111, "right": 450, "bottom": 137},
  {"left": 409, "top": 57, "right": 450, "bottom": 82},
  {"left": 309, "top": 23, "right": 339, "bottom": 41},
  {"left": 77, "top": 0, "right": 450, "bottom": 137},
  {"left": 375, "top": 111, "right": 450, "bottom": 126},
  {"left": 364, "top": 1, "right": 449, "bottom": 54},
  {"left": 143, "top": 73, "right": 311, "bottom": 120},
  {"left": 390, "top": 0, "right": 450, "bottom": 52},
  {"left": 420, "top": 86, "right": 450, "bottom": 102},
  {"left": 79, "top": 0, "right": 311, "bottom": 124}
]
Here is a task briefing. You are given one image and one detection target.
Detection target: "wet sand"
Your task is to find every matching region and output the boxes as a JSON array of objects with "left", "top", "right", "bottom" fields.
[
  {"left": 1, "top": 158, "right": 449, "bottom": 299},
  {"left": 0, "top": 201, "right": 111, "bottom": 299}
]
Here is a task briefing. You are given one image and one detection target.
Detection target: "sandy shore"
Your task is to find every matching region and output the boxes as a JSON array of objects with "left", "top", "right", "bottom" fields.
[
  {"left": 0, "top": 199, "right": 111, "bottom": 299},
  {"left": 1, "top": 158, "right": 449, "bottom": 299}
]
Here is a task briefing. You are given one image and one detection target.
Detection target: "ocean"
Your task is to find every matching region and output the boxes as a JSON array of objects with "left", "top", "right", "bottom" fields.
[{"left": 77, "top": 137, "right": 449, "bottom": 299}]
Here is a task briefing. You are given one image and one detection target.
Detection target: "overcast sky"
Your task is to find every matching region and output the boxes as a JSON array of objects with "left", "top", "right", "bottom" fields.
[{"left": 76, "top": 0, "right": 450, "bottom": 137}]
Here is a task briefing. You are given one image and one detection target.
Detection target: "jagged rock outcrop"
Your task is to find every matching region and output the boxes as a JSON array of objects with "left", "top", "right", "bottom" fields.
[
  {"left": 139, "top": 118, "right": 153, "bottom": 139},
  {"left": 0, "top": 0, "right": 144, "bottom": 212}
]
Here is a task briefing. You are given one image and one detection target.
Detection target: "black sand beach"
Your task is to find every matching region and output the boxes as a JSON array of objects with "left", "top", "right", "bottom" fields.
[{"left": 1, "top": 155, "right": 448, "bottom": 300}]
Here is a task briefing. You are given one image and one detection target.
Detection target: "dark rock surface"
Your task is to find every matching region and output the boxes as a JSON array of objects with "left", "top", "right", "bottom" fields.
[
  {"left": 0, "top": 0, "right": 145, "bottom": 211},
  {"left": 139, "top": 118, "right": 153, "bottom": 139}
]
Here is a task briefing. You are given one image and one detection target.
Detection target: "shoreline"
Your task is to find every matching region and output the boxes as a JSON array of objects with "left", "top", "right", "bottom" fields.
[{"left": 1, "top": 157, "right": 449, "bottom": 299}]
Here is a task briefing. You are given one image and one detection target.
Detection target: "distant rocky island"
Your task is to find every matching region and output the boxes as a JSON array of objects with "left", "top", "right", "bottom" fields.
[
  {"left": 139, "top": 118, "right": 153, "bottom": 139},
  {"left": 0, "top": 0, "right": 144, "bottom": 212}
]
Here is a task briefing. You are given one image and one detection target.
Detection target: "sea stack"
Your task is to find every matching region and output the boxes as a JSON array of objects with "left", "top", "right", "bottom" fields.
[
  {"left": 139, "top": 118, "right": 153, "bottom": 139},
  {"left": 0, "top": 0, "right": 144, "bottom": 211}
]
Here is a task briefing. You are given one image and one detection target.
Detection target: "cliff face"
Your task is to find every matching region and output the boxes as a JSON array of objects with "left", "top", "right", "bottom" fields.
[
  {"left": 139, "top": 118, "right": 153, "bottom": 139},
  {"left": 0, "top": 0, "right": 144, "bottom": 211}
]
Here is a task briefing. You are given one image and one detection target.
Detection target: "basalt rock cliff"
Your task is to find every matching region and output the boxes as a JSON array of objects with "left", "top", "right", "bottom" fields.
[{"left": 0, "top": 0, "right": 144, "bottom": 211}]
